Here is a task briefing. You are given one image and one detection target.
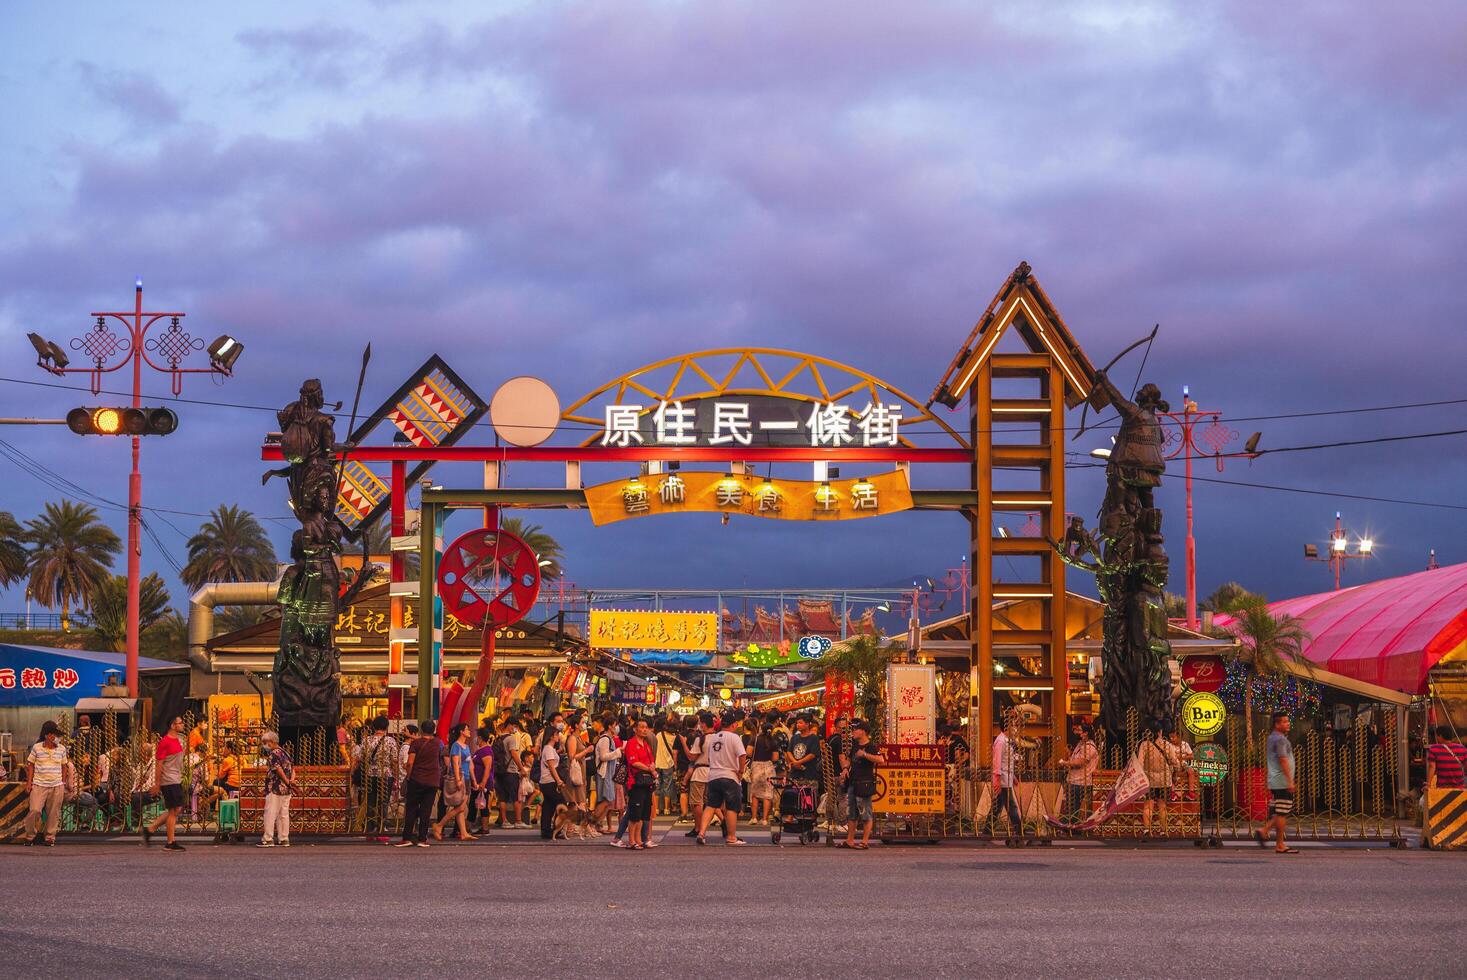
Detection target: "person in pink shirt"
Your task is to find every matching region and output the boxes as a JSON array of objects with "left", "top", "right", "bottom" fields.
[{"left": 143, "top": 716, "right": 187, "bottom": 852}]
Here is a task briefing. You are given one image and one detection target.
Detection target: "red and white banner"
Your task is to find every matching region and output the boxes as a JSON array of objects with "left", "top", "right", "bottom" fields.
[{"left": 1045, "top": 755, "right": 1151, "bottom": 832}]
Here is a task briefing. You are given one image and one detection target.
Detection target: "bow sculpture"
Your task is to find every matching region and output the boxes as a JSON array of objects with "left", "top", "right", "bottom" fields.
[{"left": 1072, "top": 324, "right": 1158, "bottom": 442}]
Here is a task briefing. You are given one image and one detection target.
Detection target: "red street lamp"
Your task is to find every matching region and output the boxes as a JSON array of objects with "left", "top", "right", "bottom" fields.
[
  {"left": 27, "top": 279, "right": 242, "bottom": 695},
  {"left": 1157, "top": 386, "right": 1260, "bottom": 631}
]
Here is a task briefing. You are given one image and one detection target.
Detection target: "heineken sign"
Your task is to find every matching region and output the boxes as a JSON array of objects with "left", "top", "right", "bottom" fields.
[{"left": 1191, "top": 742, "right": 1230, "bottom": 786}]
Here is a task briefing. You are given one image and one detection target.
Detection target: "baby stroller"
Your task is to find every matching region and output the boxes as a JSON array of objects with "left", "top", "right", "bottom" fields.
[{"left": 771, "top": 776, "right": 821, "bottom": 845}]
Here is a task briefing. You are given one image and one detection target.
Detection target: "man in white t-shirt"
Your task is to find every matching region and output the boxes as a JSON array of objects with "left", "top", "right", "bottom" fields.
[{"left": 696, "top": 711, "right": 748, "bottom": 847}]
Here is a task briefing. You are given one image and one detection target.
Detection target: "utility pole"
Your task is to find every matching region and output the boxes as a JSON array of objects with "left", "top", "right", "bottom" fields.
[
  {"left": 26, "top": 280, "right": 242, "bottom": 695},
  {"left": 1304, "top": 511, "right": 1373, "bottom": 590}
]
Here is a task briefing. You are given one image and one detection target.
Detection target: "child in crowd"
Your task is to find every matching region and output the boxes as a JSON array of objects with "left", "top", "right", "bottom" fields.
[{"left": 518, "top": 751, "right": 541, "bottom": 824}]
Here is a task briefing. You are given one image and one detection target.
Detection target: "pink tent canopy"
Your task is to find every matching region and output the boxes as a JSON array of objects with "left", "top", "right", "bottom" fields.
[{"left": 1214, "top": 563, "right": 1467, "bottom": 695}]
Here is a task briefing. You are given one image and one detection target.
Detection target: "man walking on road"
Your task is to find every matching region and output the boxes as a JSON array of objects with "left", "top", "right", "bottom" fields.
[
  {"left": 989, "top": 716, "right": 1023, "bottom": 837},
  {"left": 697, "top": 711, "right": 748, "bottom": 846},
  {"left": 25, "top": 720, "right": 72, "bottom": 847},
  {"left": 143, "top": 716, "right": 187, "bottom": 851},
  {"left": 1262, "top": 713, "right": 1298, "bottom": 854}
]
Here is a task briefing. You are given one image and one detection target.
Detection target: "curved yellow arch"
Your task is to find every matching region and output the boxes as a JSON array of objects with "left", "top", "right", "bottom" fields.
[{"left": 561, "top": 347, "right": 968, "bottom": 449}]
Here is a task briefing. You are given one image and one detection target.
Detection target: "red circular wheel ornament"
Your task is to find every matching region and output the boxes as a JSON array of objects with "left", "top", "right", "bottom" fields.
[{"left": 436, "top": 528, "right": 542, "bottom": 628}]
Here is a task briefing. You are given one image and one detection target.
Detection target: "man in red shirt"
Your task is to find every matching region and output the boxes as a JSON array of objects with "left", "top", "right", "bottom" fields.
[
  {"left": 1427, "top": 726, "right": 1467, "bottom": 790},
  {"left": 143, "top": 716, "right": 187, "bottom": 851}
]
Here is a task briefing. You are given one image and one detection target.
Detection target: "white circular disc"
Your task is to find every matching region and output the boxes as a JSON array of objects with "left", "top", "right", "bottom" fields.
[{"left": 489, "top": 376, "right": 560, "bottom": 447}]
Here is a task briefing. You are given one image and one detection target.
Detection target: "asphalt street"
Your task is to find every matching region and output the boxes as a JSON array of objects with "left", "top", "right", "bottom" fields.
[{"left": 1, "top": 830, "right": 1460, "bottom": 979}]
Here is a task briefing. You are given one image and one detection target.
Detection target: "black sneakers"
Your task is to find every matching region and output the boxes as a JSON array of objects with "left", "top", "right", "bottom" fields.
[{"left": 163, "top": 842, "right": 185, "bottom": 851}]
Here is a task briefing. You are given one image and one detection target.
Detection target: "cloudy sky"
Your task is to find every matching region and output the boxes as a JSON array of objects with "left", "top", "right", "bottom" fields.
[{"left": 1, "top": 0, "right": 1464, "bottom": 618}]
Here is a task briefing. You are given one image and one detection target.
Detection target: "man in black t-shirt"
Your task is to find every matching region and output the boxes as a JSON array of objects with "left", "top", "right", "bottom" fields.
[
  {"left": 842, "top": 720, "right": 880, "bottom": 849},
  {"left": 786, "top": 715, "right": 824, "bottom": 791}
]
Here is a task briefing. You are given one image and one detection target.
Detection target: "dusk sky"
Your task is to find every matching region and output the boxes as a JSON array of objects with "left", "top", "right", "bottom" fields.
[{"left": 2, "top": 1, "right": 1465, "bottom": 616}]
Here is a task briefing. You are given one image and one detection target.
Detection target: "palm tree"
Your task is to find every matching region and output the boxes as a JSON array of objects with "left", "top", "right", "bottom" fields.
[
  {"left": 88, "top": 573, "right": 171, "bottom": 652},
  {"left": 499, "top": 517, "right": 564, "bottom": 580},
  {"left": 1203, "top": 581, "right": 1265, "bottom": 615},
  {"left": 0, "top": 511, "right": 28, "bottom": 587},
  {"left": 357, "top": 517, "right": 419, "bottom": 578},
  {"left": 1225, "top": 600, "right": 1312, "bottom": 745},
  {"left": 181, "top": 505, "right": 278, "bottom": 592},
  {"left": 808, "top": 632, "right": 902, "bottom": 726},
  {"left": 142, "top": 608, "right": 189, "bottom": 662},
  {"left": 23, "top": 500, "right": 121, "bottom": 631}
]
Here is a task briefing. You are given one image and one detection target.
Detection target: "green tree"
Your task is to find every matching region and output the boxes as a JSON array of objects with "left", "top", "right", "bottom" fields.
[
  {"left": 1225, "top": 600, "right": 1312, "bottom": 746},
  {"left": 181, "top": 505, "right": 278, "bottom": 592},
  {"left": 215, "top": 604, "right": 279, "bottom": 636},
  {"left": 0, "top": 511, "right": 28, "bottom": 587},
  {"left": 24, "top": 500, "right": 121, "bottom": 631},
  {"left": 808, "top": 632, "right": 902, "bottom": 727},
  {"left": 500, "top": 517, "right": 564, "bottom": 580},
  {"left": 142, "top": 608, "right": 188, "bottom": 662},
  {"left": 1163, "top": 592, "right": 1187, "bottom": 618},
  {"left": 358, "top": 517, "right": 418, "bottom": 578},
  {"left": 88, "top": 573, "right": 172, "bottom": 652},
  {"left": 1203, "top": 581, "right": 1265, "bottom": 615}
]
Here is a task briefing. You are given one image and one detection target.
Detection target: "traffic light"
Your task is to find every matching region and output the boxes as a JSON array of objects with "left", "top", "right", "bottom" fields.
[{"left": 66, "top": 407, "right": 178, "bottom": 436}]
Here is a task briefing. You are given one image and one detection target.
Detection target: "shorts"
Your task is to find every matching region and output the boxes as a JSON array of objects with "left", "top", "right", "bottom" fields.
[
  {"left": 657, "top": 767, "right": 678, "bottom": 797},
  {"left": 705, "top": 777, "right": 743, "bottom": 812},
  {"left": 625, "top": 784, "right": 653, "bottom": 822},
  {"left": 495, "top": 773, "right": 521, "bottom": 804},
  {"left": 689, "top": 778, "right": 708, "bottom": 807},
  {"left": 749, "top": 761, "right": 775, "bottom": 801},
  {"left": 847, "top": 787, "right": 874, "bottom": 823},
  {"left": 161, "top": 783, "right": 186, "bottom": 810},
  {"left": 1269, "top": 788, "right": 1294, "bottom": 816}
]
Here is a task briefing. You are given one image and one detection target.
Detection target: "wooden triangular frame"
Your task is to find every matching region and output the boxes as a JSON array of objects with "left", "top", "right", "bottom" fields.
[{"left": 930, "top": 262, "right": 1099, "bottom": 409}]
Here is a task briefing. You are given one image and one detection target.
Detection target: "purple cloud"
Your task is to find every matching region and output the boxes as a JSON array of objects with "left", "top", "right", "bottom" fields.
[{"left": 75, "top": 62, "right": 182, "bottom": 127}]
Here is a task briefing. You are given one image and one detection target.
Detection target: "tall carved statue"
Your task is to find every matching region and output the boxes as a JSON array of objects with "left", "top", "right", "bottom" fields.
[
  {"left": 1055, "top": 370, "right": 1175, "bottom": 737},
  {"left": 266, "top": 380, "right": 373, "bottom": 745}
]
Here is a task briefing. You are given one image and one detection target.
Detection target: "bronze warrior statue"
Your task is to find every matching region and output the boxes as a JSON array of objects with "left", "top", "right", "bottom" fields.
[
  {"left": 266, "top": 380, "right": 375, "bottom": 744},
  {"left": 1054, "top": 368, "right": 1175, "bottom": 737}
]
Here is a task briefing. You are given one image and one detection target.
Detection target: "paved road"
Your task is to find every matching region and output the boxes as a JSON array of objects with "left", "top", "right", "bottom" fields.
[{"left": 1, "top": 831, "right": 1460, "bottom": 978}]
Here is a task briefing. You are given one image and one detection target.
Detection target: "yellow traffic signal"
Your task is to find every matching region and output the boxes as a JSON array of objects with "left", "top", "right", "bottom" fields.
[
  {"left": 66, "top": 406, "right": 178, "bottom": 436},
  {"left": 92, "top": 407, "right": 122, "bottom": 434}
]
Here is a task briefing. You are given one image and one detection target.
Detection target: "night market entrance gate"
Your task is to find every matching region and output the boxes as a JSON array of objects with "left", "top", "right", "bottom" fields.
[{"left": 308, "top": 265, "right": 1101, "bottom": 759}]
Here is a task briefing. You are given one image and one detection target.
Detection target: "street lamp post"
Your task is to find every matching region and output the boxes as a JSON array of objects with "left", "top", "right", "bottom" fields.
[
  {"left": 1158, "top": 386, "right": 1250, "bottom": 631},
  {"left": 1305, "top": 511, "right": 1373, "bottom": 590},
  {"left": 27, "top": 280, "right": 241, "bottom": 696}
]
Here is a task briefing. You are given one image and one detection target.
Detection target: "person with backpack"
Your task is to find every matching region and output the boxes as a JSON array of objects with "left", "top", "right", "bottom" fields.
[
  {"left": 593, "top": 713, "right": 623, "bottom": 835},
  {"left": 493, "top": 720, "right": 528, "bottom": 829},
  {"left": 654, "top": 715, "right": 679, "bottom": 818}
]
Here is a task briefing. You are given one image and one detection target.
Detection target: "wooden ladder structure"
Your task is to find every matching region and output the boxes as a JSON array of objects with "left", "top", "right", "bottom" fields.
[{"left": 930, "top": 263, "right": 1101, "bottom": 761}]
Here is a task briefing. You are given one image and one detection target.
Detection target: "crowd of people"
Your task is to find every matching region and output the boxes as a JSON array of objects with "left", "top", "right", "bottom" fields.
[
  {"left": 350, "top": 705, "right": 889, "bottom": 850},
  {"left": 22, "top": 703, "right": 1447, "bottom": 851}
]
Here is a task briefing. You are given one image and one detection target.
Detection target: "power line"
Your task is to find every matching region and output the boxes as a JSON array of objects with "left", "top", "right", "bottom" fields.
[
  {"left": 1064, "top": 459, "right": 1467, "bottom": 511},
  {"left": 2, "top": 373, "right": 1466, "bottom": 436}
]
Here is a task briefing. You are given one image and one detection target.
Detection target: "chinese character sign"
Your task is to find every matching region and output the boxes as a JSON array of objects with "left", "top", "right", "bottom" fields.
[
  {"left": 885, "top": 663, "right": 936, "bottom": 745},
  {"left": 0, "top": 651, "right": 121, "bottom": 706},
  {"left": 872, "top": 745, "right": 945, "bottom": 815},
  {"left": 590, "top": 611, "right": 719, "bottom": 652},
  {"left": 584, "top": 469, "right": 913, "bottom": 526},
  {"left": 598, "top": 394, "right": 905, "bottom": 449}
]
